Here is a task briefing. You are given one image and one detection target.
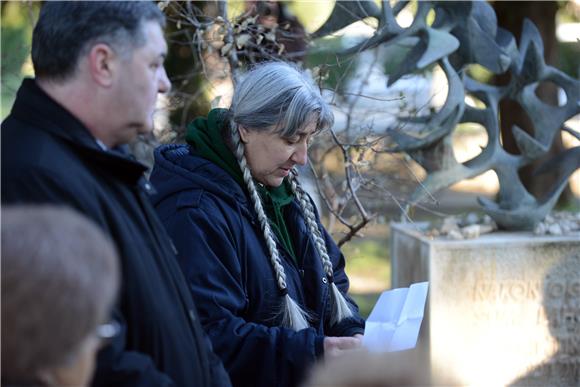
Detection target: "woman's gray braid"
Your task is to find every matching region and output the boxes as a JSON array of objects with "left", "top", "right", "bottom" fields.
[
  {"left": 230, "top": 121, "right": 310, "bottom": 331},
  {"left": 288, "top": 171, "right": 354, "bottom": 326}
]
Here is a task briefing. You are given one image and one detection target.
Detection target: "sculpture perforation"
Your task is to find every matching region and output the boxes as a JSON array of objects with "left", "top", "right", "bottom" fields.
[{"left": 314, "top": 1, "right": 580, "bottom": 230}]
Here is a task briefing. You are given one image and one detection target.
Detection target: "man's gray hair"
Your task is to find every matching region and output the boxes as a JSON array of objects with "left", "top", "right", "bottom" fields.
[
  {"left": 229, "top": 61, "right": 353, "bottom": 331},
  {"left": 32, "top": 1, "right": 165, "bottom": 81},
  {"left": 1, "top": 205, "right": 120, "bottom": 384}
]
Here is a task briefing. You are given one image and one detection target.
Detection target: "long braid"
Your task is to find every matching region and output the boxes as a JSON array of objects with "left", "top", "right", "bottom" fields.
[
  {"left": 230, "top": 122, "right": 310, "bottom": 331},
  {"left": 288, "top": 171, "right": 354, "bottom": 326}
]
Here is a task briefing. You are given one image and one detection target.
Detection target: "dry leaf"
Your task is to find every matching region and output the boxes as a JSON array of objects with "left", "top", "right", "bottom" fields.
[
  {"left": 157, "top": 1, "right": 169, "bottom": 11},
  {"left": 221, "top": 42, "right": 232, "bottom": 56},
  {"left": 236, "top": 34, "right": 251, "bottom": 49},
  {"left": 264, "top": 31, "right": 276, "bottom": 42},
  {"left": 277, "top": 43, "right": 285, "bottom": 55}
]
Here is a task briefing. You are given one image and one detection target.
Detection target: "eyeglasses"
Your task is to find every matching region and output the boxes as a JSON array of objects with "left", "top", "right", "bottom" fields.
[{"left": 95, "top": 320, "right": 121, "bottom": 348}]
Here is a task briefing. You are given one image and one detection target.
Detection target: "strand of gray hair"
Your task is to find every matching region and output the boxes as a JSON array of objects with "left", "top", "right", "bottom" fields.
[
  {"left": 230, "top": 122, "right": 310, "bottom": 331},
  {"left": 288, "top": 171, "right": 354, "bottom": 326}
]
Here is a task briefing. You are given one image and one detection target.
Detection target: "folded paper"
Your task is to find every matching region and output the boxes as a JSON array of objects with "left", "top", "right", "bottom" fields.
[{"left": 362, "top": 281, "right": 429, "bottom": 352}]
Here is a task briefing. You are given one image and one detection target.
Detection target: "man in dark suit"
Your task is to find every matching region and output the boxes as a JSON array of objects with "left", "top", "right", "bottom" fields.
[{"left": 1, "top": 2, "right": 230, "bottom": 386}]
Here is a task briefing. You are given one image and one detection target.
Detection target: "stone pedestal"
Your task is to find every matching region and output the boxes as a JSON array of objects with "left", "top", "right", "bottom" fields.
[{"left": 391, "top": 223, "right": 580, "bottom": 386}]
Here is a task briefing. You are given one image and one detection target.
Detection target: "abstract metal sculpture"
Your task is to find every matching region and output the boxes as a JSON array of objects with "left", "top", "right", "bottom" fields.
[{"left": 314, "top": 1, "right": 580, "bottom": 230}]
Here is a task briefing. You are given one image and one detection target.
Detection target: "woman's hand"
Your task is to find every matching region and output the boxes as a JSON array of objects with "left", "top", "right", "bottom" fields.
[{"left": 323, "top": 336, "right": 363, "bottom": 358}]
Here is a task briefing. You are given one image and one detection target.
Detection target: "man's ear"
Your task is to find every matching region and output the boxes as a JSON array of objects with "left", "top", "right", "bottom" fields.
[{"left": 87, "top": 43, "right": 117, "bottom": 87}]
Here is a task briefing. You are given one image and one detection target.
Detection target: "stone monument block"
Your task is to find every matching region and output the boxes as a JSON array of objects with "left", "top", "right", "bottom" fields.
[{"left": 391, "top": 223, "right": 580, "bottom": 386}]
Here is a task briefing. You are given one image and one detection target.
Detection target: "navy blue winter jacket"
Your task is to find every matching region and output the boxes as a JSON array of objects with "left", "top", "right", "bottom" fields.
[{"left": 151, "top": 144, "right": 365, "bottom": 387}]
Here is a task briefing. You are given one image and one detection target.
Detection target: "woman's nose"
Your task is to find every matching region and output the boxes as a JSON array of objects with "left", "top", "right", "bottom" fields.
[{"left": 291, "top": 141, "right": 308, "bottom": 166}]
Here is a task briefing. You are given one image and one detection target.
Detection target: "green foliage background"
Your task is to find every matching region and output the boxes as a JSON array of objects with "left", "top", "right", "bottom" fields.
[{"left": 1, "top": 2, "right": 39, "bottom": 119}]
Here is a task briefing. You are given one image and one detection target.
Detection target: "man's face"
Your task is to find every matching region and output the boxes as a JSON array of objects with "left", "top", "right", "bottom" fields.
[{"left": 109, "top": 21, "right": 170, "bottom": 146}]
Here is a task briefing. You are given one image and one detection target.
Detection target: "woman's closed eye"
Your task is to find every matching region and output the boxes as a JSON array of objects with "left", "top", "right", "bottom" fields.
[
  {"left": 285, "top": 135, "right": 301, "bottom": 145},
  {"left": 285, "top": 133, "right": 315, "bottom": 145}
]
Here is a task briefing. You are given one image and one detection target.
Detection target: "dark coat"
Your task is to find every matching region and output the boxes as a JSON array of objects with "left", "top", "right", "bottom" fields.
[
  {"left": 150, "top": 144, "right": 365, "bottom": 387},
  {"left": 1, "top": 79, "right": 230, "bottom": 387}
]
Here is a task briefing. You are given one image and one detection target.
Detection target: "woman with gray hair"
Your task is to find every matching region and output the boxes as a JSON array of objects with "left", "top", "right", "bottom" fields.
[
  {"left": 151, "top": 61, "right": 365, "bottom": 387},
  {"left": 1, "top": 205, "right": 120, "bottom": 386}
]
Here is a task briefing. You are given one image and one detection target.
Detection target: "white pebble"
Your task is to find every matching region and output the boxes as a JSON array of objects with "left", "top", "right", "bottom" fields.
[{"left": 547, "top": 223, "right": 563, "bottom": 235}]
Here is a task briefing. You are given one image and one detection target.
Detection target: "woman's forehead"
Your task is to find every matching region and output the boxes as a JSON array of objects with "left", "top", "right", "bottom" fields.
[
  {"left": 295, "top": 121, "right": 318, "bottom": 135},
  {"left": 276, "top": 117, "right": 319, "bottom": 136}
]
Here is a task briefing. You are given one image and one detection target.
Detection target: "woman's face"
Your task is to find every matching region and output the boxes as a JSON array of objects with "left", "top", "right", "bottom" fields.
[{"left": 239, "top": 120, "right": 317, "bottom": 187}]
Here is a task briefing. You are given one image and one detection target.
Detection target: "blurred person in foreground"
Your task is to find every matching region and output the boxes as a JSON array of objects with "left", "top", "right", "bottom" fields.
[
  {"left": 1, "top": 2, "right": 229, "bottom": 386},
  {"left": 150, "top": 61, "right": 365, "bottom": 387},
  {"left": 1, "top": 206, "right": 120, "bottom": 387},
  {"left": 303, "top": 349, "right": 433, "bottom": 387}
]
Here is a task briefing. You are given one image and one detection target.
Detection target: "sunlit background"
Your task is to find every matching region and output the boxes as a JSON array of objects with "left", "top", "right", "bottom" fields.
[{"left": 2, "top": 0, "right": 579, "bottom": 313}]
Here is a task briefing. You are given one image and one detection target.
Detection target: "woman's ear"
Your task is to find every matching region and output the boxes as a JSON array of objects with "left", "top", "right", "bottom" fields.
[{"left": 238, "top": 126, "right": 249, "bottom": 144}]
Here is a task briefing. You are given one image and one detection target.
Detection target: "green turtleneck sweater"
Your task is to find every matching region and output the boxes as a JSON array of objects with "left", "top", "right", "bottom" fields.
[{"left": 186, "top": 108, "right": 297, "bottom": 262}]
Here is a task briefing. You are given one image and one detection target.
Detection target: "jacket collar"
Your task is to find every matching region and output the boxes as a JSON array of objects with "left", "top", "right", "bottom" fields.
[
  {"left": 153, "top": 144, "right": 259, "bottom": 216},
  {"left": 11, "top": 79, "right": 148, "bottom": 183}
]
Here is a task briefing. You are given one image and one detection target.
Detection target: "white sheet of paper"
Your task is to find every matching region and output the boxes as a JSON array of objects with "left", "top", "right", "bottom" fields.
[{"left": 362, "top": 281, "right": 429, "bottom": 352}]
